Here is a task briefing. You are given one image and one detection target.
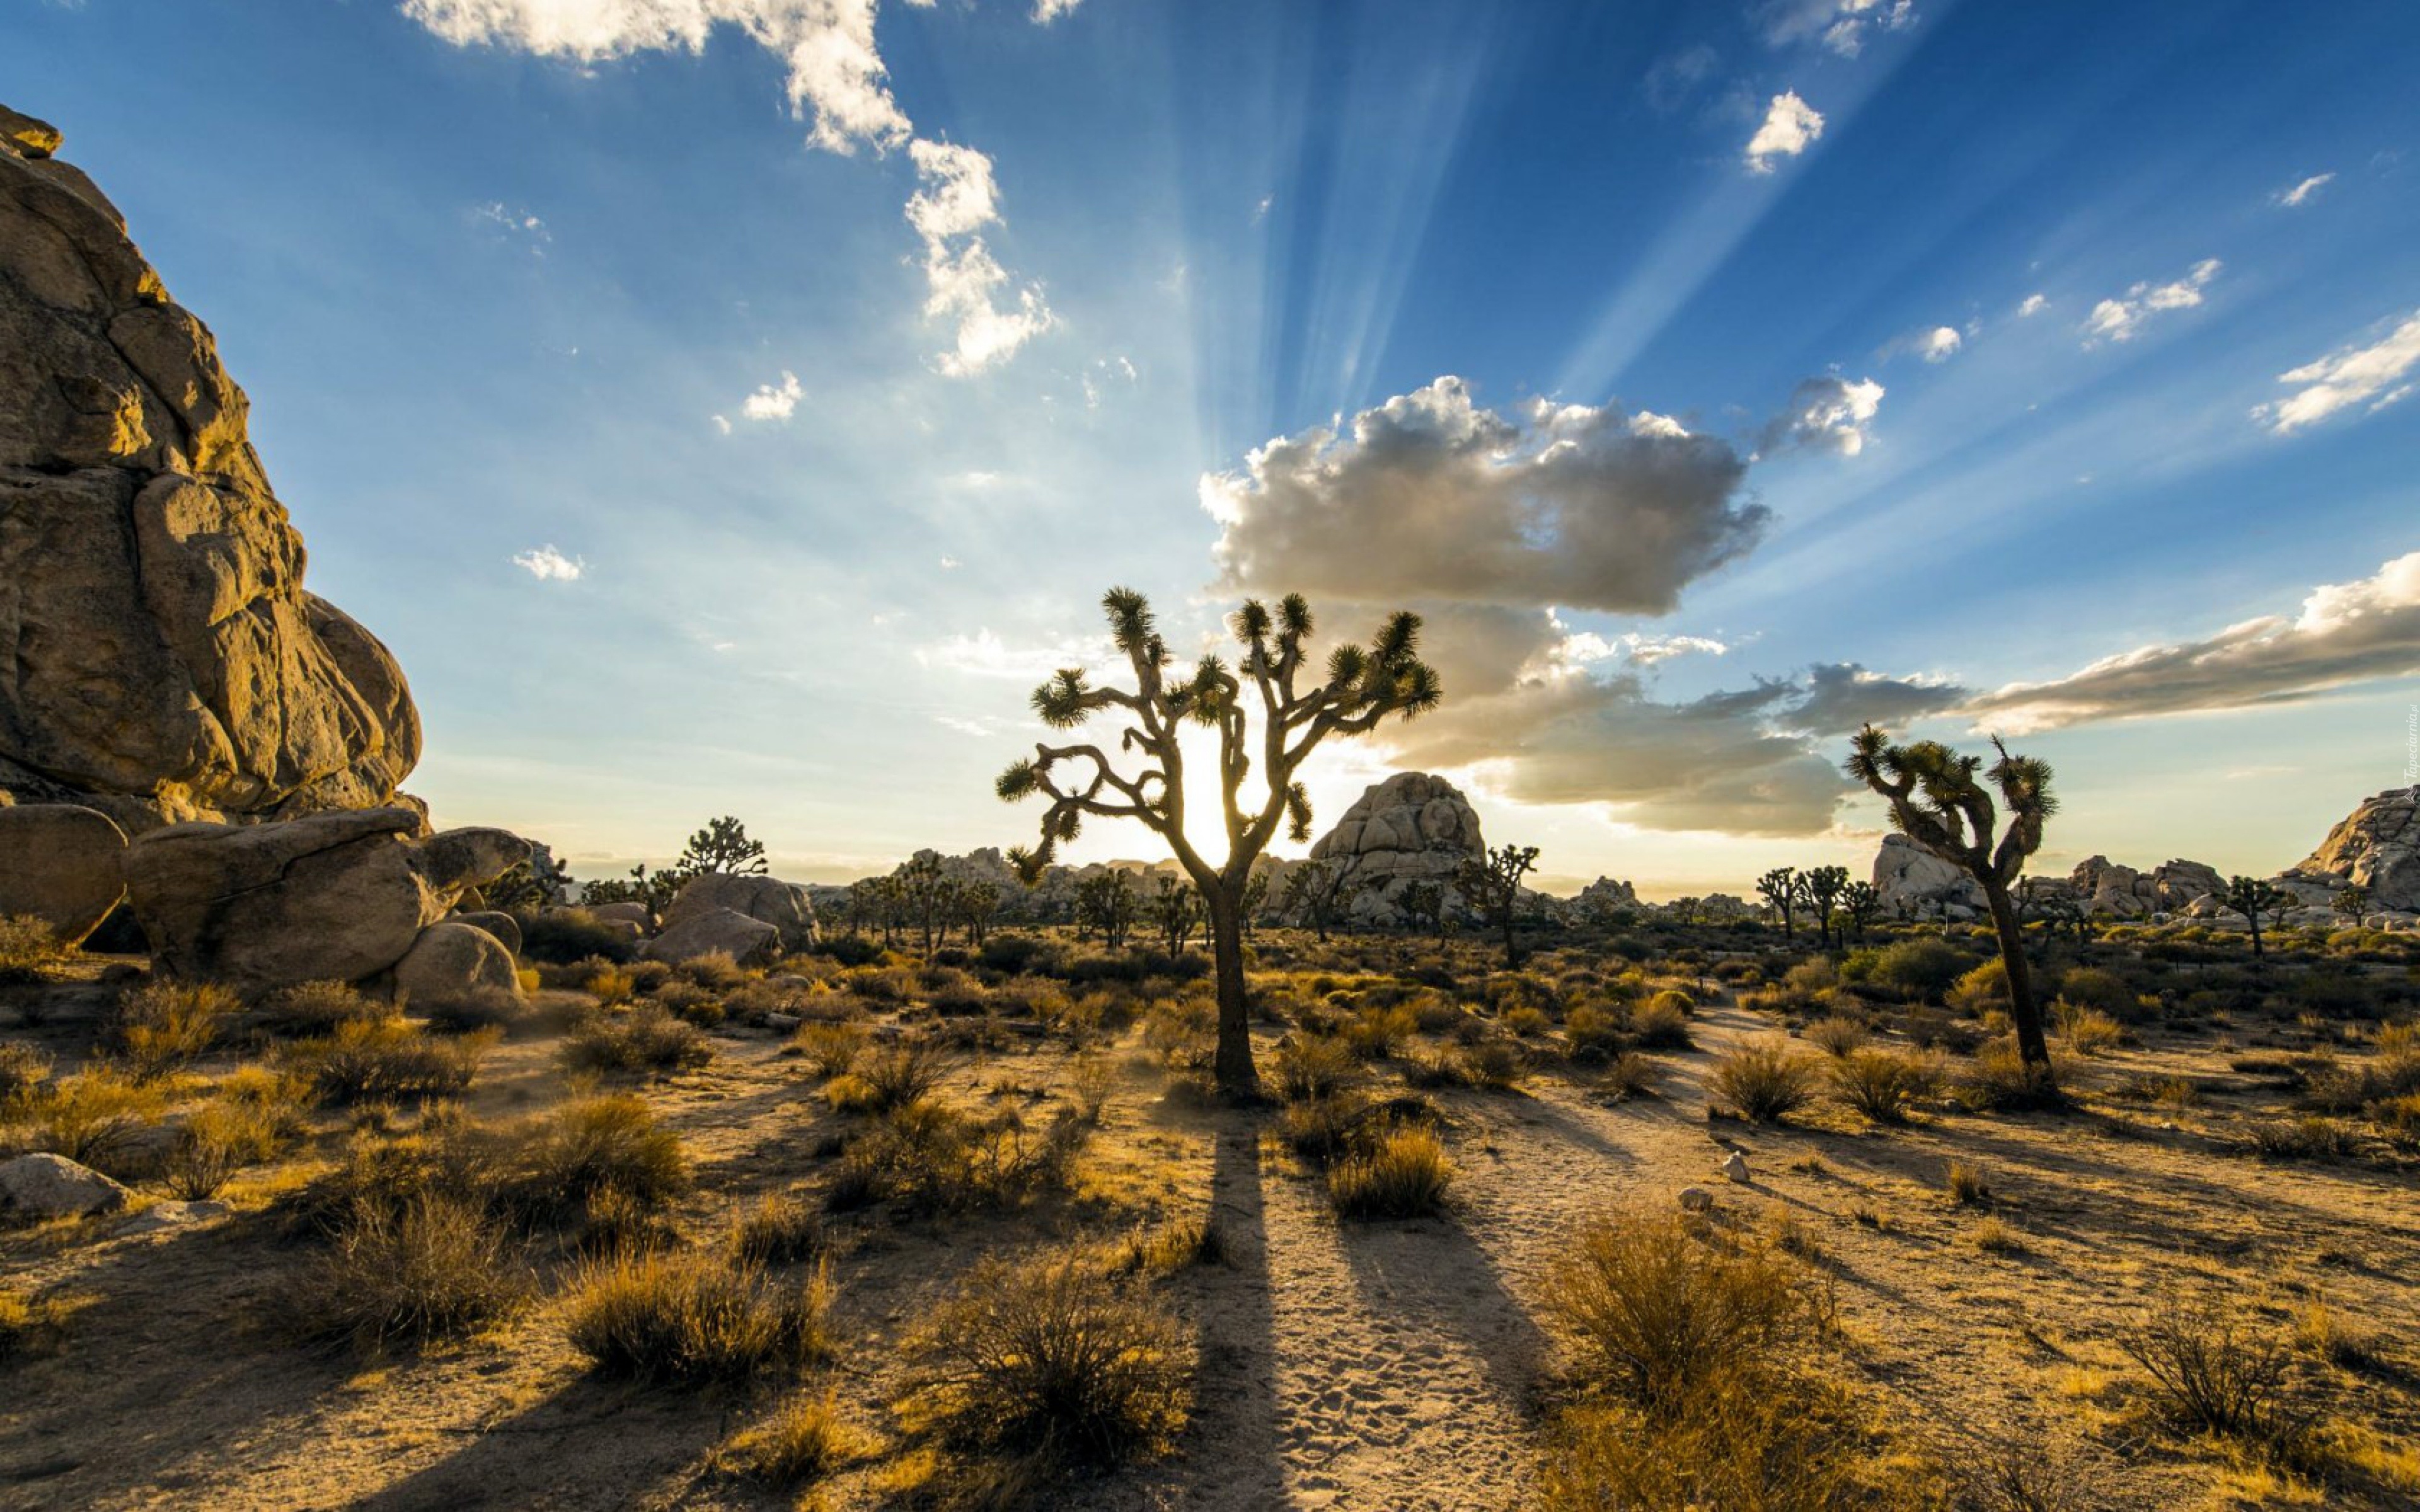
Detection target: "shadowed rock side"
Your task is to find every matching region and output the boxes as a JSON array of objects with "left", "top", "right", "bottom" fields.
[
  {"left": 0, "top": 101, "right": 419, "bottom": 834},
  {"left": 1309, "top": 770, "right": 1487, "bottom": 925}
]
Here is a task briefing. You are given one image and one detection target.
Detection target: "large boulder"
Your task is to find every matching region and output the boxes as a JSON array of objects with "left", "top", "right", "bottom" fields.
[
  {"left": 1871, "top": 834, "right": 1985, "bottom": 920},
  {"left": 0, "top": 1152, "right": 130, "bottom": 1220},
  {"left": 0, "top": 803, "right": 127, "bottom": 944},
  {"left": 2296, "top": 787, "right": 2420, "bottom": 912},
  {"left": 583, "top": 900, "right": 654, "bottom": 931},
  {"left": 451, "top": 909, "right": 523, "bottom": 958},
  {"left": 394, "top": 920, "right": 521, "bottom": 1006},
  {"left": 1308, "top": 772, "right": 1486, "bottom": 926},
  {"left": 0, "top": 104, "right": 418, "bottom": 833},
  {"left": 644, "top": 906, "right": 780, "bottom": 968},
  {"left": 119, "top": 807, "right": 527, "bottom": 990},
  {"left": 663, "top": 873, "right": 819, "bottom": 951}
]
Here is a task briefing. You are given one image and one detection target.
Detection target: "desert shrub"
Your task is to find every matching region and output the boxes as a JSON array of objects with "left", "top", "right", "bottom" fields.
[
  {"left": 1944, "top": 1159, "right": 1991, "bottom": 1206},
  {"left": 1068, "top": 1055, "right": 1115, "bottom": 1125},
  {"left": 1111, "top": 1215, "right": 1226, "bottom": 1276},
  {"left": 285, "top": 1120, "right": 509, "bottom": 1241},
  {"left": 560, "top": 1005, "right": 711, "bottom": 1077},
  {"left": 718, "top": 1390, "right": 867, "bottom": 1488},
  {"left": 519, "top": 909, "right": 638, "bottom": 965},
  {"left": 254, "top": 980, "right": 385, "bottom": 1038},
  {"left": 1803, "top": 1015, "right": 1870, "bottom": 1058},
  {"left": 1564, "top": 1005, "right": 1628, "bottom": 1062},
  {"left": 16, "top": 1067, "right": 161, "bottom": 1172},
  {"left": 0, "top": 1287, "right": 67, "bottom": 1362},
  {"left": 848, "top": 1038, "right": 951, "bottom": 1113},
  {"left": 790, "top": 1022, "right": 867, "bottom": 1080},
  {"left": 1599, "top": 1051, "right": 1662, "bottom": 1102},
  {"left": 287, "top": 1018, "right": 491, "bottom": 1104},
  {"left": 1828, "top": 1050, "right": 1939, "bottom": 1124},
  {"left": 1538, "top": 1368, "right": 1884, "bottom": 1512},
  {"left": 1276, "top": 1092, "right": 1371, "bottom": 1165},
  {"left": 730, "top": 1193, "right": 826, "bottom": 1266},
  {"left": 1948, "top": 959, "right": 2012, "bottom": 1016},
  {"left": 1273, "top": 1034, "right": 1360, "bottom": 1103},
  {"left": 1647, "top": 988, "right": 1695, "bottom": 1017},
  {"left": 2053, "top": 1000, "right": 2124, "bottom": 1055},
  {"left": 1629, "top": 995, "right": 1693, "bottom": 1051},
  {"left": 420, "top": 985, "right": 525, "bottom": 1034},
  {"left": 1708, "top": 1041, "right": 1817, "bottom": 1123},
  {"left": 0, "top": 915, "right": 66, "bottom": 985},
  {"left": 2056, "top": 966, "right": 2140, "bottom": 1021},
  {"left": 827, "top": 1102, "right": 1087, "bottom": 1215},
  {"left": 1864, "top": 939, "right": 1970, "bottom": 1002},
  {"left": 1342, "top": 1004, "right": 1418, "bottom": 1059},
  {"left": 1460, "top": 1038, "right": 1528, "bottom": 1089},
  {"left": 2243, "top": 1116, "right": 2355, "bottom": 1162},
  {"left": 163, "top": 1080, "right": 307, "bottom": 1200},
  {"left": 2121, "top": 1293, "right": 2312, "bottom": 1450},
  {"left": 1956, "top": 1040, "right": 2066, "bottom": 1111},
  {"left": 297, "top": 1192, "right": 527, "bottom": 1351},
  {"left": 1544, "top": 1208, "right": 1804, "bottom": 1407},
  {"left": 1503, "top": 1005, "right": 1552, "bottom": 1037},
  {"left": 512, "top": 1095, "right": 690, "bottom": 1228},
  {"left": 0, "top": 1043, "right": 53, "bottom": 1111},
  {"left": 1328, "top": 1125, "right": 1454, "bottom": 1219},
  {"left": 110, "top": 980, "right": 241, "bottom": 1080},
  {"left": 567, "top": 1248, "right": 834, "bottom": 1385},
  {"left": 898, "top": 1252, "right": 1189, "bottom": 1465},
  {"left": 582, "top": 966, "right": 637, "bottom": 1005},
  {"left": 677, "top": 952, "right": 749, "bottom": 992}
]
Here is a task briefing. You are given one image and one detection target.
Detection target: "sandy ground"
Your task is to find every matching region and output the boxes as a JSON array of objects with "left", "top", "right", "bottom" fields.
[{"left": 4, "top": 966, "right": 2417, "bottom": 1511}]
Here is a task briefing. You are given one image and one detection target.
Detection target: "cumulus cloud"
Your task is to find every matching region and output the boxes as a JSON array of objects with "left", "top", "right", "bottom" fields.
[
  {"left": 916, "top": 628, "right": 1107, "bottom": 680},
  {"left": 1784, "top": 662, "right": 1967, "bottom": 735},
  {"left": 1961, "top": 551, "right": 2420, "bottom": 732},
  {"left": 1745, "top": 91, "right": 1824, "bottom": 172},
  {"left": 1762, "top": 374, "right": 1886, "bottom": 456},
  {"left": 2017, "top": 293, "right": 2048, "bottom": 318},
  {"left": 1756, "top": 0, "right": 1915, "bottom": 54},
  {"left": 2083, "top": 257, "right": 2220, "bottom": 344},
  {"left": 2273, "top": 172, "right": 2335, "bottom": 208},
  {"left": 1913, "top": 325, "right": 1961, "bottom": 362},
  {"left": 907, "top": 140, "right": 1054, "bottom": 375},
  {"left": 2252, "top": 309, "right": 2420, "bottom": 433},
  {"left": 739, "top": 369, "right": 804, "bottom": 421},
  {"left": 513, "top": 544, "right": 584, "bottom": 581},
  {"left": 1202, "top": 377, "right": 1768, "bottom": 615},
  {"left": 407, "top": 0, "right": 1056, "bottom": 374}
]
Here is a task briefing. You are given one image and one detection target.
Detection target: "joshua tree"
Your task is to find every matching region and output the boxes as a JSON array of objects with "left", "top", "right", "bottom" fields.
[
  {"left": 1239, "top": 868, "right": 1271, "bottom": 937},
  {"left": 954, "top": 879, "right": 1001, "bottom": 948},
  {"left": 2220, "top": 875, "right": 2290, "bottom": 961},
  {"left": 1848, "top": 726, "right": 2058, "bottom": 1074},
  {"left": 999, "top": 588, "right": 1441, "bottom": 1097},
  {"left": 1075, "top": 869, "right": 1138, "bottom": 948},
  {"left": 677, "top": 816, "right": 768, "bottom": 876},
  {"left": 2333, "top": 882, "right": 2371, "bottom": 922},
  {"left": 1281, "top": 859, "right": 1364, "bottom": 941},
  {"left": 1797, "top": 864, "right": 1850, "bottom": 949},
  {"left": 894, "top": 854, "right": 956, "bottom": 956},
  {"left": 1400, "top": 879, "right": 1447, "bottom": 939},
  {"left": 1152, "top": 874, "right": 1204, "bottom": 954},
  {"left": 584, "top": 860, "right": 691, "bottom": 917},
  {"left": 1456, "top": 843, "right": 1541, "bottom": 967},
  {"left": 1840, "top": 880, "right": 1883, "bottom": 941},
  {"left": 1755, "top": 866, "right": 1799, "bottom": 938}
]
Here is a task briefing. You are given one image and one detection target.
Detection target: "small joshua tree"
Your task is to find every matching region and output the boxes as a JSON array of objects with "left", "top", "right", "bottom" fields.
[
  {"left": 999, "top": 588, "right": 1441, "bottom": 1097},
  {"left": 2332, "top": 882, "right": 2370, "bottom": 923},
  {"left": 1848, "top": 726, "right": 2058, "bottom": 1074},
  {"left": 955, "top": 879, "right": 1001, "bottom": 948},
  {"left": 677, "top": 816, "right": 769, "bottom": 876},
  {"left": 1075, "top": 870, "right": 1138, "bottom": 948},
  {"left": 1281, "top": 859, "right": 1364, "bottom": 941},
  {"left": 1400, "top": 880, "right": 1447, "bottom": 939},
  {"left": 2220, "top": 876, "right": 2290, "bottom": 961},
  {"left": 1456, "top": 844, "right": 1540, "bottom": 968},
  {"left": 1240, "top": 868, "right": 1271, "bottom": 937},
  {"left": 1840, "top": 880, "right": 1883, "bottom": 941},
  {"left": 1797, "top": 864, "right": 1850, "bottom": 949},
  {"left": 1756, "top": 867, "right": 1798, "bottom": 939},
  {"left": 1151, "top": 874, "right": 1204, "bottom": 954}
]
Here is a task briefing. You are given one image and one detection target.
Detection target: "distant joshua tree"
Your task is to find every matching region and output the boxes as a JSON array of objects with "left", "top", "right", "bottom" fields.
[
  {"left": 1848, "top": 726, "right": 2058, "bottom": 1076},
  {"left": 1075, "top": 870, "right": 1138, "bottom": 948},
  {"left": 1756, "top": 867, "right": 1799, "bottom": 939},
  {"left": 677, "top": 816, "right": 768, "bottom": 876},
  {"left": 954, "top": 879, "right": 1001, "bottom": 948},
  {"left": 1456, "top": 843, "right": 1541, "bottom": 967},
  {"left": 1400, "top": 879, "right": 1447, "bottom": 939},
  {"left": 1152, "top": 874, "right": 1204, "bottom": 954},
  {"left": 998, "top": 588, "right": 1440, "bottom": 1097},
  {"left": 2219, "top": 875, "right": 2291, "bottom": 961},
  {"left": 1280, "top": 859, "right": 1363, "bottom": 941},
  {"left": 1840, "top": 880, "right": 1883, "bottom": 941},
  {"left": 1797, "top": 864, "right": 1850, "bottom": 949},
  {"left": 2332, "top": 882, "right": 2370, "bottom": 922},
  {"left": 1239, "top": 868, "right": 1272, "bottom": 937}
]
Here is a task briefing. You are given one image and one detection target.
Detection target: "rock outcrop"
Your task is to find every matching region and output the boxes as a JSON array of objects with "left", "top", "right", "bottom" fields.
[
  {"left": 645, "top": 907, "right": 781, "bottom": 967},
  {"left": 1870, "top": 834, "right": 1986, "bottom": 920},
  {"left": 394, "top": 920, "right": 521, "bottom": 1007},
  {"left": 1307, "top": 772, "right": 1487, "bottom": 926},
  {"left": 662, "top": 873, "right": 820, "bottom": 951},
  {"left": 0, "top": 803, "right": 127, "bottom": 944},
  {"left": 0, "top": 1151, "right": 130, "bottom": 1220},
  {"left": 2295, "top": 787, "right": 2420, "bottom": 914},
  {"left": 0, "top": 104, "right": 419, "bottom": 833},
  {"left": 2068, "top": 856, "right": 2223, "bottom": 916},
  {"left": 120, "top": 807, "right": 525, "bottom": 991}
]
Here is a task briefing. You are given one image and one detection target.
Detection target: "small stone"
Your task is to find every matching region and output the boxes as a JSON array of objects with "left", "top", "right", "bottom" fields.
[
  {"left": 0, "top": 1152, "right": 132, "bottom": 1220},
  {"left": 764, "top": 1012, "right": 800, "bottom": 1032},
  {"left": 1678, "top": 1186, "right": 1714, "bottom": 1213},
  {"left": 1722, "top": 1150, "right": 1751, "bottom": 1184},
  {"left": 115, "top": 1198, "right": 230, "bottom": 1235}
]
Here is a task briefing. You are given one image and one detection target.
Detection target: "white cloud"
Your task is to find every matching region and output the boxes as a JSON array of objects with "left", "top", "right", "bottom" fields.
[
  {"left": 472, "top": 200, "right": 549, "bottom": 253},
  {"left": 1762, "top": 374, "right": 1885, "bottom": 455},
  {"left": 712, "top": 414, "right": 732, "bottom": 434},
  {"left": 2082, "top": 257, "right": 2219, "bottom": 344},
  {"left": 907, "top": 140, "right": 1054, "bottom": 375},
  {"left": 512, "top": 544, "right": 584, "bottom": 581},
  {"left": 2017, "top": 293, "right": 2048, "bottom": 318},
  {"left": 917, "top": 629, "right": 1105, "bottom": 680},
  {"left": 2273, "top": 172, "right": 2335, "bottom": 208},
  {"left": 739, "top": 369, "right": 803, "bottom": 421},
  {"left": 1032, "top": 0, "right": 1080, "bottom": 21},
  {"left": 2252, "top": 309, "right": 2420, "bottom": 433},
  {"left": 939, "top": 556, "right": 960, "bottom": 569},
  {"left": 1744, "top": 91, "right": 1824, "bottom": 173},
  {"left": 1908, "top": 325, "right": 1961, "bottom": 362},
  {"left": 1253, "top": 193, "right": 1274, "bottom": 223},
  {"left": 1962, "top": 551, "right": 2420, "bottom": 731},
  {"left": 1204, "top": 377, "right": 1768, "bottom": 614},
  {"left": 1757, "top": 0, "right": 1914, "bottom": 55}
]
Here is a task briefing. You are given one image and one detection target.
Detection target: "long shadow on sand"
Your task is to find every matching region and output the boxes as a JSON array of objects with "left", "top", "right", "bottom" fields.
[{"left": 1156, "top": 1118, "right": 1294, "bottom": 1511}]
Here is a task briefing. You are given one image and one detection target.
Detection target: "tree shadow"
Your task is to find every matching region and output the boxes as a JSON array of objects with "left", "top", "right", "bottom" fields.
[
  {"left": 347, "top": 1376, "right": 715, "bottom": 1510},
  {"left": 1332, "top": 1201, "right": 1553, "bottom": 1424}
]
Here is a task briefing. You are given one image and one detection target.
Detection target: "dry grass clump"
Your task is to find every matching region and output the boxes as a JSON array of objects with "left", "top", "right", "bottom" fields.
[
  {"left": 560, "top": 1005, "right": 711, "bottom": 1077},
  {"left": 566, "top": 1248, "right": 834, "bottom": 1385},
  {"left": 1598, "top": 1050, "right": 1663, "bottom": 1102},
  {"left": 826, "top": 1101, "right": 1089, "bottom": 1215},
  {"left": 514, "top": 1094, "right": 691, "bottom": 1230},
  {"left": 297, "top": 1191, "right": 528, "bottom": 1351},
  {"left": 253, "top": 980, "right": 385, "bottom": 1038},
  {"left": 1328, "top": 1124, "right": 1455, "bottom": 1219},
  {"left": 161, "top": 1068, "right": 312, "bottom": 1200},
  {"left": 2119, "top": 1292, "right": 2314, "bottom": 1453},
  {"left": 1545, "top": 1209, "right": 1803, "bottom": 1406},
  {"left": 790, "top": 1021, "right": 867, "bottom": 1080},
  {"left": 1803, "top": 1014, "right": 1870, "bottom": 1058},
  {"left": 2054, "top": 1000, "right": 2126, "bottom": 1055},
  {"left": 0, "top": 1286, "right": 68, "bottom": 1361},
  {"left": 0, "top": 1042, "right": 54, "bottom": 1111},
  {"left": 2243, "top": 1115, "right": 2356, "bottom": 1163},
  {"left": 1944, "top": 1159, "right": 1991, "bottom": 1206},
  {"left": 1272, "top": 1033, "right": 1361, "bottom": 1102},
  {"left": 1110, "top": 1214, "right": 1227, "bottom": 1276},
  {"left": 1405, "top": 1038, "right": 1526, "bottom": 1091},
  {"left": 11, "top": 1066, "right": 162, "bottom": 1174},
  {"left": 718, "top": 1389, "right": 870, "bottom": 1489},
  {"left": 730, "top": 1192, "right": 826, "bottom": 1266},
  {"left": 1828, "top": 1048, "right": 1941, "bottom": 1125},
  {"left": 897, "top": 1252, "right": 1189, "bottom": 1468},
  {"left": 110, "top": 980, "right": 240, "bottom": 1080},
  {"left": 1708, "top": 1040, "right": 1818, "bottom": 1123},
  {"left": 284, "top": 1017, "right": 492, "bottom": 1104},
  {"left": 0, "top": 914, "right": 66, "bottom": 985},
  {"left": 1956, "top": 1040, "right": 2067, "bottom": 1111},
  {"left": 1630, "top": 995, "right": 1695, "bottom": 1051},
  {"left": 826, "top": 1038, "right": 950, "bottom": 1115}
]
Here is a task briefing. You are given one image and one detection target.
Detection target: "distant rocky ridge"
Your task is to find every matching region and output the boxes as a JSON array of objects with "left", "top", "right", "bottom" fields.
[{"left": 0, "top": 102, "right": 419, "bottom": 835}]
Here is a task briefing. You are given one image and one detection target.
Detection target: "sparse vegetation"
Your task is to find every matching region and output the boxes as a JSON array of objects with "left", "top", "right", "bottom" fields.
[
  {"left": 1709, "top": 1040, "right": 1818, "bottom": 1123},
  {"left": 565, "top": 1248, "right": 834, "bottom": 1385}
]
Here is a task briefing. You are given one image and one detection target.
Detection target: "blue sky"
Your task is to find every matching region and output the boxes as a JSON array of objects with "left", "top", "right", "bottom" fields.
[{"left": 10, "top": 0, "right": 2419, "bottom": 894}]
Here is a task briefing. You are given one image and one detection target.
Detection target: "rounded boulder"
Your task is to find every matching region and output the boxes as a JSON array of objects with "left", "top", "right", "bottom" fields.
[
  {"left": 394, "top": 921, "right": 521, "bottom": 1008},
  {"left": 0, "top": 804, "right": 128, "bottom": 945}
]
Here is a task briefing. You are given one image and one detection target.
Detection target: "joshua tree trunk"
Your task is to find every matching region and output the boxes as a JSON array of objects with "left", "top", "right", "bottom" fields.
[
  {"left": 1206, "top": 878, "right": 1252, "bottom": 1094},
  {"left": 1981, "top": 879, "right": 2049, "bottom": 1068}
]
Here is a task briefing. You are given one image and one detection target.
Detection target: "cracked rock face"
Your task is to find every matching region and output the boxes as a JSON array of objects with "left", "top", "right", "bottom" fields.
[
  {"left": 1309, "top": 771, "right": 1487, "bottom": 924},
  {"left": 2298, "top": 786, "right": 2420, "bottom": 913},
  {"left": 0, "top": 103, "right": 419, "bottom": 833}
]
